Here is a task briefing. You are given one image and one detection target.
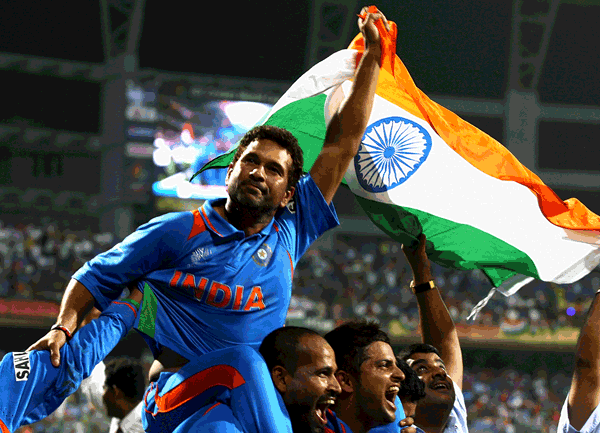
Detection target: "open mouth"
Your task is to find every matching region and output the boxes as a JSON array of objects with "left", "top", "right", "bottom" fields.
[
  {"left": 431, "top": 381, "right": 450, "bottom": 392},
  {"left": 385, "top": 385, "right": 400, "bottom": 408},
  {"left": 315, "top": 397, "right": 336, "bottom": 425}
]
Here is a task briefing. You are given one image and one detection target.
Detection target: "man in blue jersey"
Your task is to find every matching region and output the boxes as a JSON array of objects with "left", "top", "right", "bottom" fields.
[
  {"left": 557, "top": 286, "right": 600, "bottom": 433},
  {"left": 0, "top": 289, "right": 142, "bottom": 433},
  {"left": 26, "top": 7, "right": 389, "bottom": 432},
  {"left": 322, "top": 321, "right": 407, "bottom": 433},
  {"left": 398, "top": 235, "right": 468, "bottom": 433}
]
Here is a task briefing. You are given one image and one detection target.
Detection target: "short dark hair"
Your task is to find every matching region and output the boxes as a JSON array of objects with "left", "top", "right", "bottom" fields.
[
  {"left": 259, "top": 326, "right": 322, "bottom": 375},
  {"left": 324, "top": 320, "right": 391, "bottom": 378},
  {"left": 397, "top": 343, "right": 441, "bottom": 362},
  {"left": 232, "top": 125, "right": 304, "bottom": 190},
  {"left": 396, "top": 356, "right": 426, "bottom": 403},
  {"left": 104, "top": 357, "right": 146, "bottom": 401}
]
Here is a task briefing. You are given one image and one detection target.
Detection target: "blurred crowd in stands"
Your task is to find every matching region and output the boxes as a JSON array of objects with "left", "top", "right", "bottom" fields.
[
  {"left": 291, "top": 234, "right": 599, "bottom": 335},
  {"left": 0, "top": 220, "right": 114, "bottom": 303},
  {"left": 2, "top": 219, "right": 596, "bottom": 432},
  {"left": 462, "top": 367, "right": 570, "bottom": 433}
]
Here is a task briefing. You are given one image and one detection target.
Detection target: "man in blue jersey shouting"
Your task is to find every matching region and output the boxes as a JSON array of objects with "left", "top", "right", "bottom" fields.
[{"left": 25, "top": 6, "right": 390, "bottom": 433}]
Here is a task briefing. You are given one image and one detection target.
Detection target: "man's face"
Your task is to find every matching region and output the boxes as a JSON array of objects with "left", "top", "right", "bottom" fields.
[
  {"left": 354, "top": 341, "right": 405, "bottom": 428},
  {"left": 226, "top": 139, "right": 294, "bottom": 215},
  {"left": 282, "top": 335, "right": 342, "bottom": 433},
  {"left": 406, "top": 352, "right": 455, "bottom": 406}
]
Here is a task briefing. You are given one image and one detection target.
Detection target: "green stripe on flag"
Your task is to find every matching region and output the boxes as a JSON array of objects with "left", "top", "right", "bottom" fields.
[
  {"left": 137, "top": 282, "right": 157, "bottom": 338},
  {"left": 263, "top": 95, "right": 328, "bottom": 171},
  {"left": 353, "top": 194, "right": 540, "bottom": 287},
  {"left": 194, "top": 94, "right": 329, "bottom": 177}
]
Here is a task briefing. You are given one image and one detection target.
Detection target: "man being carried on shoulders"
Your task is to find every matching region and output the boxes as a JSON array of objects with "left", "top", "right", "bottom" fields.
[{"left": 26, "top": 7, "right": 390, "bottom": 433}]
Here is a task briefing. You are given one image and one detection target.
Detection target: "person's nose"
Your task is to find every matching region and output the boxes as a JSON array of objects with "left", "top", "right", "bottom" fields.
[
  {"left": 431, "top": 366, "right": 447, "bottom": 379},
  {"left": 329, "top": 375, "right": 342, "bottom": 395},
  {"left": 392, "top": 364, "right": 405, "bottom": 382},
  {"left": 249, "top": 165, "right": 266, "bottom": 181}
]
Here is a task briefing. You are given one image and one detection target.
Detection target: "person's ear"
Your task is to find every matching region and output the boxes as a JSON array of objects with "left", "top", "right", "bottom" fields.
[
  {"left": 272, "top": 366, "right": 290, "bottom": 394},
  {"left": 279, "top": 187, "right": 295, "bottom": 209},
  {"left": 112, "top": 384, "right": 124, "bottom": 400},
  {"left": 335, "top": 370, "right": 354, "bottom": 394},
  {"left": 225, "top": 163, "right": 234, "bottom": 183}
]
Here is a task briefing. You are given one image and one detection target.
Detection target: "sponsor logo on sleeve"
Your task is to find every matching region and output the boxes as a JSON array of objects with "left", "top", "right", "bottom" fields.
[{"left": 13, "top": 352, "right": 30, "bottom": 381}]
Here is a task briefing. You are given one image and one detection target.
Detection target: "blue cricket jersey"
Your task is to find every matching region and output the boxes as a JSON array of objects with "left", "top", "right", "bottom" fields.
[{"left": 73, "top": 174, "right": 339, "bottom": 360}]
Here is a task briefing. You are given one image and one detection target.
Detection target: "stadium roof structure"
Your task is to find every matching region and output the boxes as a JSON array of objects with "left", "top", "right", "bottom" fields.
[{"left": 1, "top": 0, "right": 600, "bottom": 211}]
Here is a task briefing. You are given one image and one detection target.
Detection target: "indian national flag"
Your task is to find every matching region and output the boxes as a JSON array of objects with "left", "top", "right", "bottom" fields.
[{"left": 198, "top": 9, "right": 600, "bottom": 299}]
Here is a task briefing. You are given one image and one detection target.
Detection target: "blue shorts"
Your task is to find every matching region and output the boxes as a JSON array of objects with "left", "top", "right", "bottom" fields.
[
  {"left": 0, "top": 299, "right": 139, "bottom": 433},
  {"left": 143, "top": 345, "right": 292, "bottom": 433}
]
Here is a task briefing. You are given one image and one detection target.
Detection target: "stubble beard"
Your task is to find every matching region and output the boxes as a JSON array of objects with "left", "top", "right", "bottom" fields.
[
  {"left": 286, "top": 404, "right": 325, "bottom": 433},
  {"left": 228, "top": 181, "right": 278, "bottom": 219}
]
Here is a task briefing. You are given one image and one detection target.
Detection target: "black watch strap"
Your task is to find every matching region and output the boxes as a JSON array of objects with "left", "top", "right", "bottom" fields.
[{"left": 410, "top": 280, "right": 436, "bottom": 294}]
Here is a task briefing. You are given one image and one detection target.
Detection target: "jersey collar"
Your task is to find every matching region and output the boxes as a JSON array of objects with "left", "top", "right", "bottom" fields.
[{"left": 202, "top": 198, "right": 276, "bottom": 238}]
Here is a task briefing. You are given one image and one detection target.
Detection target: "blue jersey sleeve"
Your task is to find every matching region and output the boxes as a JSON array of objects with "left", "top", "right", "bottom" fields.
[
  {"left": 73, "top": 212, "right": 192, "bottom": 311},
  {"left": 275, "top": 174, "right": 339, "bottom": 263}
]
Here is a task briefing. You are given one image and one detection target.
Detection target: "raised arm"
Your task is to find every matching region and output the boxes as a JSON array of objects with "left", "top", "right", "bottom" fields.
[
  {"left": 402, "top": 234, "right": 463, "bottom": 388},
  {"left": 309, "top": 7, "right": 388, "bottom": 204},
  {"left": 567, "top": 291, "right": 600, "bottom": 430}
]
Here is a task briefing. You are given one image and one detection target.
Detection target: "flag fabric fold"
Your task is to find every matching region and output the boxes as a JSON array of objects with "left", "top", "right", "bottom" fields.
[{"left": 196, "top": 6, "right": 600, "bottom": 303}]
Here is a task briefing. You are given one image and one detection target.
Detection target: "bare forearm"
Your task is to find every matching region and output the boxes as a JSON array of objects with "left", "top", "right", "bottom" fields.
[
  {"left": 56, "top": 278, "right": 96, "bottom": 332},
  {"left": 336, "top": 46, "right": 381, "bottom": 144},
  {"left": 574, "top": 293, "right": 600, "bottom": 370},
  {"left": 416, "top": 287, "right": 463, "bottom": 386},
  {"left": 567, "top": 292, "right": 600, "bottom": 430},
  {"left": 416, "top": 289, "right": 459, "bottom": 351}
]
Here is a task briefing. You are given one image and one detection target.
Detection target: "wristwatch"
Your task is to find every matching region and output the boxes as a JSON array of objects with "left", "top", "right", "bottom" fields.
[
  {"left": 50, "top": 324, "right": 73, "bottom": 341},
  {"left": 410, "top": 280, "right": 436, "bottom": 294}
]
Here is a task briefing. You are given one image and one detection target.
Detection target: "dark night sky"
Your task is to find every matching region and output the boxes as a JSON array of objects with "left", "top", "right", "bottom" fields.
[
  {"left": 1, "top": 0, "right": 600, "bottom": 98},
  {"left": 0, "top": 0, "right": 599, "bottom": 155},
  {"left": 0, "top": 0, "right": 598, "bottom": 211}
]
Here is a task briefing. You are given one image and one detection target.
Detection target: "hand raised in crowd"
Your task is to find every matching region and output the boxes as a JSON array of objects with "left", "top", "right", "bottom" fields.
[{"left": 401, "top": 233, "right": 433, "bottom": 286}]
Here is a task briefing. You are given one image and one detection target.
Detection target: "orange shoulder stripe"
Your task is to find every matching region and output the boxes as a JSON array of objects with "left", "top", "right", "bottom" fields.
[
  {"left": 201, "top": 207, "right": 223, "bottom": 237},
  {"left": 188, "top": 209, "right": 207, "bottom": 240}
]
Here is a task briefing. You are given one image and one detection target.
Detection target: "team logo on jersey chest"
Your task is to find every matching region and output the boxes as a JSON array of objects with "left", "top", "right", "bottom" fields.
[
  {"left": 191, "top": 247, "right": 212, "bottom": 265},
  {"left": 253, "top": 243, "right": 273, "bottom": 267},
  {"left": 13, "top": 351, "right": 30, "bottom": 381}
]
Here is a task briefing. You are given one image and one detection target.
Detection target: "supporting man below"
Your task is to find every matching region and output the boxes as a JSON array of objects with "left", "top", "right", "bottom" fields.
[
  {"left": 322, "top": 320, "right": 407, "bottom": 433},
  {"left": 398, "top": 234, "right": 468, "bottom": 433},
  {"left": 168, "top": 326, "right": 341, "bottom": 433},
  {"left": 0, "top": 289, "right": 142, "bottom": 433},
  {"left": 259, "top": 326, "right": 342, "bottom": 433},
  {"left": 27, "top": 8, "right": 389, "bottom": 433},
  {"left": 557, "top": 287, "right": 600, "bottom": 433},
  {"left": 79, "top": 357, "right": 146, "bottom": 433}
]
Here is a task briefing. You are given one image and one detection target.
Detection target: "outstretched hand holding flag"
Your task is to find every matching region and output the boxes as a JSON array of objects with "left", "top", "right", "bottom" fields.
[{"left": 196, "top": 6, "right": 600, "bottom": 314}]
